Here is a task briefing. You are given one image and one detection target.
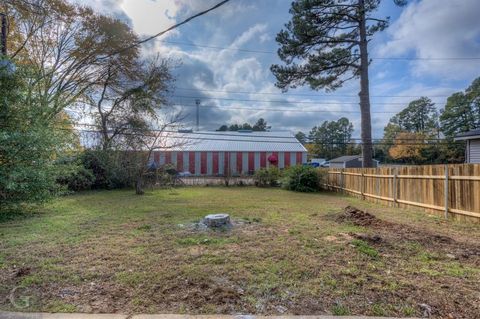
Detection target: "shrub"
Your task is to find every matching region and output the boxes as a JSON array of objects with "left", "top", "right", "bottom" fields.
[
  {"left": 282, "top": 165, "right": 323, "bottom": 192},
  {"left": 64, "top": 167, "right": 95, "bottom": 191},
  {"left": 254, "top": 166, "right": 281, "bottom": 187},
  {"left": 81, "top": 150, "right": 132, "bottom": 189}
]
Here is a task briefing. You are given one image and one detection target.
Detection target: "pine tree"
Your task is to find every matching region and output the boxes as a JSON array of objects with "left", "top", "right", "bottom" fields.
[{"left": 271, "top": 0, "right": 407, "bottom": 167}]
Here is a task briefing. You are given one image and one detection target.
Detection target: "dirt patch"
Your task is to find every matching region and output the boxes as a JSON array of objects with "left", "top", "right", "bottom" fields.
[
  {"left": 323, "top": 232, "right": 354, "bottom": 243},
  {"left": 336, "top": 206, "right": 480, "bottom": 258},
  {"left": 337, "top": 206, "right": 386, "bottom": 226},
  {"left": 12, "top": 267, "right": 31, "bottom": 278}
]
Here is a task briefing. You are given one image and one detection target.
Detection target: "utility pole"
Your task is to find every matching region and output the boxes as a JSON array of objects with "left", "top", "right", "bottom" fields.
[
  {"left": 195, "top": 99, "right": 200, "bottom": 131},
  {"left": 0, "top": 13, "right": 6, "bottom": 56}
]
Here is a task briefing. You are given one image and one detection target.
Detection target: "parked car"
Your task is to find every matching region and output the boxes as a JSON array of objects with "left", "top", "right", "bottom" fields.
[
  {"left": 304, "top": 162, "right": 320, "bottom": 167},
  {"left": 320, "top": 161, "right": 330, "bottom": 168}
]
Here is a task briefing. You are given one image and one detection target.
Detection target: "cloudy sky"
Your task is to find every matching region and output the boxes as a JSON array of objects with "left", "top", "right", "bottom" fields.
[{"left": 79, "top": 0, "right": 480, "bottom": 138}]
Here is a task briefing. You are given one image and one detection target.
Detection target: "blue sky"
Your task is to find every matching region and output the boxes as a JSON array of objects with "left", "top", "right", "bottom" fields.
[{"left": 80, "top": 0, "right": 480, "bottom": 138}]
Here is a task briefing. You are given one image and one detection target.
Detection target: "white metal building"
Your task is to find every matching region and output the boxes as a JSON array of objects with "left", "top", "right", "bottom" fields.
[{"left": 151, "top": 130, "right": 307, "bottom": 176}]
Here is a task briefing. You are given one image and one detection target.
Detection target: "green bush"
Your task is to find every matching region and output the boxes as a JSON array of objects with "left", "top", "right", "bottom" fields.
[
  {"left": 64, "top": 167, "right": 95, "bottom": 191},
  {"left": 81, "top": 150, "right": 132, "bottom": 189},
  {"left": 282, "top": 165, "right": 323, "bottom": 192},
  {"left": 254, "top": 166, "right": 281, "bottom": 187}
]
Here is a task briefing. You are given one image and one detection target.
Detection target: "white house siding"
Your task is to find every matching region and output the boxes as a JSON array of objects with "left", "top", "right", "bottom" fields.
[{"left": 469, "top": 139, "right": 480, "bottom": 163}]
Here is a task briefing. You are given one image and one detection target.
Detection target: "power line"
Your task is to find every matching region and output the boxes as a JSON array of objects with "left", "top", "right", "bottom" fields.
[
  {"left": 171, "top": 95, "right": 445, "bottom": 106},
  {"left": 99, "top": 0, "right": 231, "bottom": 60},
  {"left": 159, "top": 39, "right": 480, "bottom": 61},
  {"left": 174, "top": 87, "right": 452, "bottom": 98},
  {"left": 172, "top": 103, "right": 399, "bottom": 114}
]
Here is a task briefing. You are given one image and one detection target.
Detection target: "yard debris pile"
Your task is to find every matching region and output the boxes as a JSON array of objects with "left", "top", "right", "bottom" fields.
[
  {"left": 337, "top": 206, "right": 384, "bottom": 226},
  {"left": 335, "top": 206, "right": 480, "bottom": 260}
]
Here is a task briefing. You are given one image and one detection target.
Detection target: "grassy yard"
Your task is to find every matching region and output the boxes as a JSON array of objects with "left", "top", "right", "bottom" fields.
[{"left": 1, "top": 187, "right": 479, "bottom": 317}]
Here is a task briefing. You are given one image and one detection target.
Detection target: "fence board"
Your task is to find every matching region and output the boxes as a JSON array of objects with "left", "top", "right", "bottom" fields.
[{"left": 322, "top": 164, "right": 480, "bottom": 223}]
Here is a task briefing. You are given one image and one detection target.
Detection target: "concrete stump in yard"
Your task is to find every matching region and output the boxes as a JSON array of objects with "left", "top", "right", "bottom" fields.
[{"left": 204, "top": 214, "right": 231, "bottom": 228}]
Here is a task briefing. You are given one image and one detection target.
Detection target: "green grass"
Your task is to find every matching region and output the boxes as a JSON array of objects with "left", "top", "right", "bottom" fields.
[
  {"left": 0, "top": 187, "right": 479, "bottom": 317},
  {"left": 331, "top": 303, "right": 350, "bottom": 315},
  {"left": 351, "top": 239, "right": 379, "bottom": 258}
]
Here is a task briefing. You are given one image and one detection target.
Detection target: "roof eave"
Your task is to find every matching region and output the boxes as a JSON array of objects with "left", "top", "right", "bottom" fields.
[{"left": 454, "top": 135, "right": 480, "bottom": 141}]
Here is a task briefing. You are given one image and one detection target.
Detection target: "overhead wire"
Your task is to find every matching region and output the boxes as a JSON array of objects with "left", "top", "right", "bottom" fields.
[
  {"left": 170, "top": 103, "right": 399, "bottom": 114},
  {"left": 170, "top": 95, "right": 446, "bottom": 106},
  {"left": 98, "top": 0, "right": 231, "bottom": 60},
  {"left": 173, "top": 87, "right": 452, "bottom": 98},
  {"left": 158, "top": 39, "right": 480, "bottom": 61}
]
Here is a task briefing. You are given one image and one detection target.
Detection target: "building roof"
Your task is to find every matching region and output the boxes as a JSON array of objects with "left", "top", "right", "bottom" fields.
[
  {"left": 329, "top": 155, "right": 380, "bottom": 163},
  {"left": 160, "top": 130, "right": 307, "bottom": 152},
  {"left": 454, "top": 129, "right": 480, "bottom": 140},
  {"left": 330, "top": 155, "right": 362, "bottom": 163}
]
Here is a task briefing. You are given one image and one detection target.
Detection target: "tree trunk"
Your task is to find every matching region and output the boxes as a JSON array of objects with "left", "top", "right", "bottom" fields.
[
  {"left": 135, "top": 176, "right": 144, "bottom": 195},
  {"left": 358, "top": 0, "right": 374, "bottom": 168}
]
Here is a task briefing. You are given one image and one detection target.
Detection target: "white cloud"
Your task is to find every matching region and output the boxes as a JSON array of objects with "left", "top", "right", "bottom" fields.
[
  {"left": 378, "top": 0, "right": 480, "bottom": 79},
  {"left": 119, "top": 0, "right": 179, "bottom": 37}
]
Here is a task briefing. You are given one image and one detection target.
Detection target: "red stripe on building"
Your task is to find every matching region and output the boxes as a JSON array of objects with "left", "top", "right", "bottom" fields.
[
  {"left": 248, "top": 152, "right": 255, "bottom": 173},
  {"left": 260, "top": 152, "right": 267, "bottom": 168},
  {"left": 296, "top": 152, "right": 303, "bottom": 164},
  {"left": 284, "top": 152, "right": 290, "bottom": 167},
  {"left": 224, "top": 152, "right": 229, "bottom": 175},
  {"left": 177, "top": 152, "right": 183, "bottom": 172},
  {"left": 154, "top": 152, "right": 160, "bottom": 164},
  {"left": 165, "top": 152, "right": 172, "bottom": 164},
  {"left": 201, "top": 152, "right": 207, "bottom": 175},
  {"left": 213, "top": 152, "right": 219, "bottom": 175},
  {"left": 236, "top": 152, "right": 242, "bottom": 174},
  {"left": 189, "top": 152, "right": 195, "bottom": 174}
]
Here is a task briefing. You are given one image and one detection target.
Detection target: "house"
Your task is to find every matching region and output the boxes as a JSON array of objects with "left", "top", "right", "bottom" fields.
[
  {"left": 329, "top": 155, "right": 379, "bottom": 168},
  {"left": 454, "top": 129, "right": 480, "bottom": 163},
  {"left": 151, "top": 130, "right": 307, "bottom": 176}
]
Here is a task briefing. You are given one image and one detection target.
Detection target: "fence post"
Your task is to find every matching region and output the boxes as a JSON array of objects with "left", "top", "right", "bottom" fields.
[
  {"left": 444, "top": 164, "right": 449, "bottom": 219},
  {"left": 376, "top": 167, "right": 380, "bottom": 204},
  {"left": 361, "top": 172, "right": 365, "bottom": 200},
  {"left": 341, "top": 169, "right": 344, "bottom": 194},
  {"left": 393, "top": 167, "right": 398, "bottom": 207}
]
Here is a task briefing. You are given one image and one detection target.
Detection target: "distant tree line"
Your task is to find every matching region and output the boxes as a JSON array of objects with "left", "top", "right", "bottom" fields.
[
  {"left": 217, "top": 118, "right": 270, "bottom": 131},
  {"left": 296, "top": 77, "right": 480, "bottom": 164}
]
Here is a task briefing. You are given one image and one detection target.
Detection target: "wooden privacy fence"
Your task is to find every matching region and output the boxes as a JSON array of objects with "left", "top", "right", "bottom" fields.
[{"left": 322, "top": 164, "right": 480, "bottom": 222}]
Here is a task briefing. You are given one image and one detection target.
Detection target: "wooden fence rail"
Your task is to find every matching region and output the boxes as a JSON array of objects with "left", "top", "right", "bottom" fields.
[{"left": 321, "top": 164, "right": 480, "bottom": 222}]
